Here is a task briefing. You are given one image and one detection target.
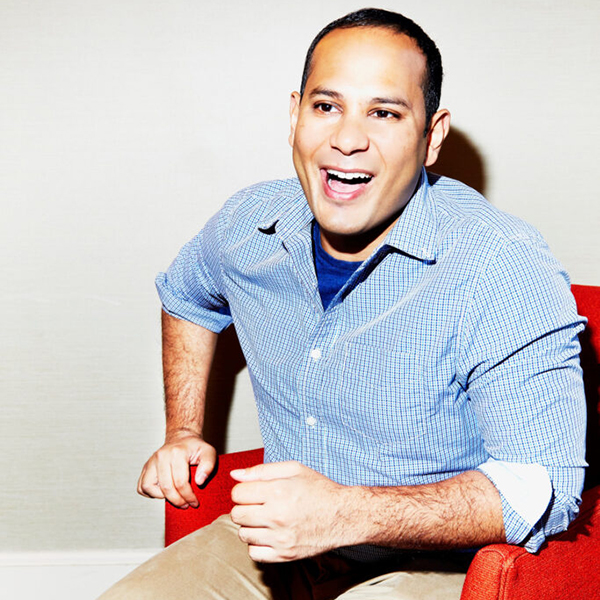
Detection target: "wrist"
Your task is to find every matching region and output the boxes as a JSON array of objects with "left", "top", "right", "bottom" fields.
[
  {"left": 329, "top": 484, "right": 374, "bottom": 548},
  {"left": 165, "top": 427, "right": 203, "bottom": 443}
]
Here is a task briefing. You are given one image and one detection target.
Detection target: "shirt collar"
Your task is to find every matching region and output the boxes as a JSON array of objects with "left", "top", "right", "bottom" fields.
[
  {"left": 257, "top": 183, "right": 313, "bottom": 242},
  {"left": 257, "top": 169, "right": 438, "bottom": 262},
  {"left": 382, "top": 167, "right": 438, "bottom": 262}
]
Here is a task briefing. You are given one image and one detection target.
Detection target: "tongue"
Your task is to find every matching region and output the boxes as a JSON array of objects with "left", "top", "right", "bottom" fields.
[{"left": 328, "top": 177, "right": 365, "bottom": 193}]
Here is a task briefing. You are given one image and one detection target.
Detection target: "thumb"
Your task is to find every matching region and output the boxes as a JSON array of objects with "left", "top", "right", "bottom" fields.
[{"left": 190, "top": 444, "right": 217, "bottom": 486}]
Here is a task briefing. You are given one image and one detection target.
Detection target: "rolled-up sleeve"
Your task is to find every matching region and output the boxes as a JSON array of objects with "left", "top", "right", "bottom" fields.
[
  {"left": 459, "top": 236, "right": 587, "bottom": 552},
  {"left": 156, "top": 209, "right": 233, "bottom": 333}
]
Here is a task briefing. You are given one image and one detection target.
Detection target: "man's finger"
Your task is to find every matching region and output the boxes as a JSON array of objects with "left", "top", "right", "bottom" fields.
[
  {"left": 238, "top": 526, "right": 275, "bottom": 548},
  {"left": 156, "top": 452, "right": 190, "bottom": 508},
  {"left": 137, "top": 464, "right": 165, "bottom": 499},
  {"left": 170, "top": 458, "right": 199, "bottom": 508},
  {"left": 230, "top": 503, "right": 268, "bottom": 527},
  {"left": 230, "top": 460, "right": 301, "bottom": 482},
  {"left": 231, "top": 480, "right": 270, "bottom": 505},
  {"left": 192, "top": 444, "right": 217, "bottom": 486},
  {"left": 247, "top": 544, "right": 281, "bottom": 563}
]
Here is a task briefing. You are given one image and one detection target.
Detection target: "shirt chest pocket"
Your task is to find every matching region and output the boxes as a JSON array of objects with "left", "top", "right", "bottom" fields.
[{"left": 334, "top": 343, "right": 439, "bottom": 446}]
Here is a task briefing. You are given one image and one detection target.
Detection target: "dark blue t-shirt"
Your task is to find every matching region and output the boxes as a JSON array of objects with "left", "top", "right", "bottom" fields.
[{"left": 312, "top": 222, "right": 363, "bottom": 310}]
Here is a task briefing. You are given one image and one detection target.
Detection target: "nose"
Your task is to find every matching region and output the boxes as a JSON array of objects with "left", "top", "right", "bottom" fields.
[{"left": 330, "top": 114, "right": 369, "bottom": 155}]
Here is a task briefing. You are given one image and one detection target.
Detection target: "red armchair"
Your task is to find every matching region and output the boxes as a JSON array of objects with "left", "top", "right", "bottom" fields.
[{"left": 165, "top": 284, "right": 600, "bottom": 599}]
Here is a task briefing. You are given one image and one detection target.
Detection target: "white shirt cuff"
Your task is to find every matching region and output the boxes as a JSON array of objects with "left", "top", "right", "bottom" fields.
[{"left": 478, "top": 459, "right": 552, "bottom": 527}]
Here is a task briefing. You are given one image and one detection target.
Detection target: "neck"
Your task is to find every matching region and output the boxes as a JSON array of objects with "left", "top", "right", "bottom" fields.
[{"left": 319, "top": 213, "right": 402, "bottom": 261}]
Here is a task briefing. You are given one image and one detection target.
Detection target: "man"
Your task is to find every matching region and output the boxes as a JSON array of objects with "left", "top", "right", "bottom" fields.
[{"left": 100, "top": 8, "right": 586, "bottom": 600}]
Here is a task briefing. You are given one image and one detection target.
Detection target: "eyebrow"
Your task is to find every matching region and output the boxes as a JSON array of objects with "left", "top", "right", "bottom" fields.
[
  {"left": 372, "top": 96, "right": 411, "bottom": 110},
  {"left": 308, "top": 87, "right": 411, "bottom": 110},
  {"left": 309, "top": 87, "right": 343, "bottom": 100}
]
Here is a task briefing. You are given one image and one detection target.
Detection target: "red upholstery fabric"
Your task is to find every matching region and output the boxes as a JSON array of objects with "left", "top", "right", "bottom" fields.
[
  {"left": 164, "top": 285, "right": 600, "bottom": 598},
  {"left": 460, "top": 486, "right": 600, "bottom": 599},
  {"left": 164, "top": 447, "right": 263, "bottom": 546},
  {"left": 574, "top": 285, "right": 600, "bottom": 491}
]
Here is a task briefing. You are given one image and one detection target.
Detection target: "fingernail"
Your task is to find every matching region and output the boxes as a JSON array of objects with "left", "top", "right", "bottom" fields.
[{"left": 230, "top": 469, "right": 246, "bottom": 478}]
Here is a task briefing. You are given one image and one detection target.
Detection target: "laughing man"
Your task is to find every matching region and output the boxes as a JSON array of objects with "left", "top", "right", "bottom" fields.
[{"left": 100, "top": 8, "right": 586, "bottom": 600}]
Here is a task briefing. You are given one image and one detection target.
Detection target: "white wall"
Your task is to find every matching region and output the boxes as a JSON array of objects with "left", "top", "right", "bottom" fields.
[{"left": 1, "top": 0, "right": 598, "bottom": 559}]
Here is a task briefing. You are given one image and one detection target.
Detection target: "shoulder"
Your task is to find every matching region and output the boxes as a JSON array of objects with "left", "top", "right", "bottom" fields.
[
  {"left": 204, "top": 177, "right": 308, "bottom": 260},
  {"left": 220, "top": 178, "right": 304, "bottom": 225},
  {"left": 425, "top": 172, "right": 572, "bottom": 300},
  {"left": 426, "top": 172, "right": 543, "bottom": 247}
]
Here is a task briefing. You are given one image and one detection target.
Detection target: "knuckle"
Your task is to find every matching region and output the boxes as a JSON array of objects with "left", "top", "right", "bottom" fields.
[
  {"left": 276, "top": 531, "right": 294, "bottom": 549},
  {"left": 272, "top": 513, "right": 285, "bottom": 528},
  {"left": 140, "top": 477, "right": 156, "bottom": 492},
  {"left": 172, "top": 475, "right": 187, "bottom": 488},
  {"left": 272, "top": 484, "right": 287, "bottom": 501},
  {"left": 155, "top": 446, "right": 169, "bottom": 458},
  {"left": 161, "top": 481, "right": 174, "bottom": 493},
  {"left": 164, "top": 446, "right": 183, "bottom": 461}
]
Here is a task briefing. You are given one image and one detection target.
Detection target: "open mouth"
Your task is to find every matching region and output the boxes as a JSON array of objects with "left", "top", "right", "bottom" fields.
[{"left": 323, "top": 168, "right": 373, "bottom": 196}]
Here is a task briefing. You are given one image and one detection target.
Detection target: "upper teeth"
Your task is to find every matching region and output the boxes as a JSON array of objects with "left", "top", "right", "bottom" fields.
[{"left": 327, "top": 169, "right": 371, "bottom": 181}]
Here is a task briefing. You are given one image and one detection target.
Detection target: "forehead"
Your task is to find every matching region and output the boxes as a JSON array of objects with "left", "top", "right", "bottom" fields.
[{"left": 306, "top": 27, "right": 427, "bottom": 103}]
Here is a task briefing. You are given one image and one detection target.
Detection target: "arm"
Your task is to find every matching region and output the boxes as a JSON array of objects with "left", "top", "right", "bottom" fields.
[
  {"left": 230, "top": 461, "right": 505, "bottom": 562},
  {"left": 457, "top": 239, "right": 586, "bottom": 551},
  {"left": 137, "top": 311, "right": 219, "bottom": 508},
  {"left": 229, "top": 241, "right": 584, "bottom": 562}
]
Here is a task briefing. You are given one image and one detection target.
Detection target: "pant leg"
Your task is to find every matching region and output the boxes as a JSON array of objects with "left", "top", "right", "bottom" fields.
[
  {"left": 334, "top": 570, "right": 466, "bottom": 600},
  {"left": 97, "top": 514, "right": 468, "bottom": 600},
  {"left": 289, "top": 549, "right": 469, "bottom": 600},
  {"left": 96, "top": 514, "right": 292, "bottom": 600},
  {"left": 332, "top": 552, "right": 470, "bottom": 600}
]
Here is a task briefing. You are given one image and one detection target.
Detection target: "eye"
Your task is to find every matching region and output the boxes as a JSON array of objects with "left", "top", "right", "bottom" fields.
[
  {"left": 373, "top": 109, "right": 400, "bottom": 120},
  {"left": 314, "top": 102, "right": 338, "bottom": 114}
]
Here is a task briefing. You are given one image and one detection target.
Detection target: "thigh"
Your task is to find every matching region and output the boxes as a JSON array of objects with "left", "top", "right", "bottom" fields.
[
  {"left": 96, "top": 514, "right": 290, "bottom": 600},
  {"left": 335, "top": 569, "right": 466, "bottom": 600}
]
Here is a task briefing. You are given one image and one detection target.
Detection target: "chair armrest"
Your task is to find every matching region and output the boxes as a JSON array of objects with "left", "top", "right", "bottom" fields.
[
  {"left": 165, "top": 447, "right": 264, "bottom": 546},
  {"left": 460, "top": 485, "right": 600, "bottom": 600}
]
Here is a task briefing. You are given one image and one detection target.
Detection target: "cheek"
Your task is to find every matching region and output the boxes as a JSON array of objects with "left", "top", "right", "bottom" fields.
[
  {"left": 294, "top": 118, "right": 331, "bottom": 157},
  {"left": 380, "top": 139, "right": 423, "bottom": 175}
]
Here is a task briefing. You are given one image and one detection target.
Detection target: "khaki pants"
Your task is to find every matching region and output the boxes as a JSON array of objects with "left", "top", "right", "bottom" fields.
[{"left": 98, "top": 515, "right": 468, "bottom": 600}]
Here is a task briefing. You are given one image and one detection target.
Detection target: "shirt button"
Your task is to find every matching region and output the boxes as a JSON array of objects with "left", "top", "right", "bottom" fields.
[
  {"left": 305, "top": 416, "right": 317, "bottom": 427},
  {"left": 310, "top": 348, "right": 322, "bottom": 360}
]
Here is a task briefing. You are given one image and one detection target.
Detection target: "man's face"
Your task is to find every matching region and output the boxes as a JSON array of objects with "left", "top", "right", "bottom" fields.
[{"left": 289, "top": 27, "right": 448, "bottom": 260}]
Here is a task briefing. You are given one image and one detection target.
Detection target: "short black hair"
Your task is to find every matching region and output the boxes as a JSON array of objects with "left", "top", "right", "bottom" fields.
[{"left": 300, "top": 8, "right": 443, "bottom": 131}]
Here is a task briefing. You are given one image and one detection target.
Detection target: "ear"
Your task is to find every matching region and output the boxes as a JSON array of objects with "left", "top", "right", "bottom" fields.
[
  {"left": 288, "top": 91, "right": 301, "bottom": 148},
  {"left": 424, "top": 109, "right": 451, "bottom": 167}
]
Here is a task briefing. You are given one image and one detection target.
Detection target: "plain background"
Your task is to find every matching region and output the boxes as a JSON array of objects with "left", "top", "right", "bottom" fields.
[{"left": 1, "top": 0, "right": 599, "bottom": 554}]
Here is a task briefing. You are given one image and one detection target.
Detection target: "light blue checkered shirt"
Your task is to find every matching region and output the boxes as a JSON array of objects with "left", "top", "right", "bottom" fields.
[{"left": 156, "top": 169, "right": 586, "bottom": 556}]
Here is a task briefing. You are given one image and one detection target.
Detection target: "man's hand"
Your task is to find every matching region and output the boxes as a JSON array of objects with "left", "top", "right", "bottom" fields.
[
  {"left": 230, "top": 461, "right": 349, "bottom": 562},
  {"left": 230, "top": 463, "right": 505, "bottom": 562},
  {"left": 137, "top": 430, "right": 217, "bottom": 509}
]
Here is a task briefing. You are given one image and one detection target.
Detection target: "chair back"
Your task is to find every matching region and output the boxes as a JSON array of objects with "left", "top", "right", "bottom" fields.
[{"left": 572, "top": 284, "right": 600, "bottom": 490}]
